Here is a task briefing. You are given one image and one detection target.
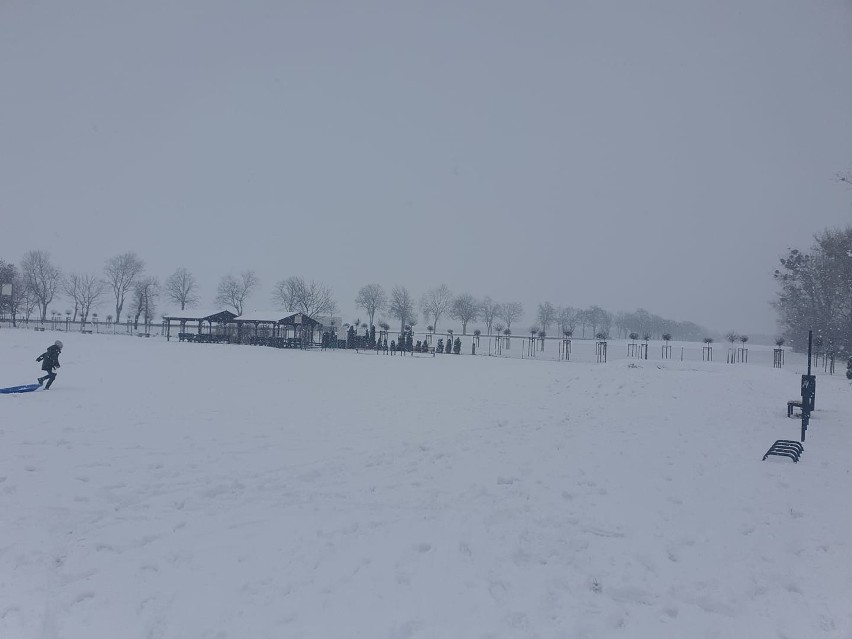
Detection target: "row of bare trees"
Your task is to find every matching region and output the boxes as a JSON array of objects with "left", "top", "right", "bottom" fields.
[
  {"left": 0, "top": 251, "right": 193, "bottom": 328},
  {"left": 351, "top": 285, "right": 708, "bottom": 342},
  {"left": 2, "top": 252, "right": 709, "bottom": 341},
  {"left": 214, "top": 273, "right": 339, "bottom": 318},
  {"left": 354, "top": 283, "right": 525, "bottom": 336},
  {"left": 0, "top": 249, "right": 345, "bottom": 327}
]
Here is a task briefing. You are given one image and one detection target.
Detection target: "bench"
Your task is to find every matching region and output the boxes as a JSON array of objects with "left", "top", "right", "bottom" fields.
[
  {"left": 787, "top": 400, "right": 802, "bottom": 417},
  {"left": 34, "top": 327, "right": 45, "bottom": 331},
  {"left": 137, "top": 332, "right": 151, "bottom": 338},
  {"left": 81, "top": 329, "right": 93, "bottom": 334}
]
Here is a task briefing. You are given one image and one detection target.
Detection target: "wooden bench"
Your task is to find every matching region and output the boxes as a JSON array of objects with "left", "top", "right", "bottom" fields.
[
  {"left": 137, "top": 332, "right": 151, "bottom": 338},
  {"left": 81, "top": 329, "right": 93, "bottom": 334},
  {"left": 33, "top": 327, "right": 45, "bottom": 331},
  {"left": 787, "top": 400, "right": 803, "bottom": 417}
]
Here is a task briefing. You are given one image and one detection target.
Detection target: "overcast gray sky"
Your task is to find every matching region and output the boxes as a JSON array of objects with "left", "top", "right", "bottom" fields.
[{"left": 2, "top": 0, "right": 851, "bottom": 334}]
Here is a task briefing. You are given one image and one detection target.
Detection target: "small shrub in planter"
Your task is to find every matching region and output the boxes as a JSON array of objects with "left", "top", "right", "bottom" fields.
[
  {"left": 662, "top": 333, "right": 672, "bottom": 343},
  {"left": 436, "top": 339, "right": 444, "bottom": 354},
  {"left": 453, "top": 337, "right": 462, "bottom": 354},
  {"left": 775, "top": 337, "right": 785, "bottom": 347},
  {"left": 629, "top": 332, "right": 639, "bottom": 341}
]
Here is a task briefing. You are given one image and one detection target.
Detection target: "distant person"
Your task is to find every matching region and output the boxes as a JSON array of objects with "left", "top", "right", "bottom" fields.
[{"left": 36, "top": 340, "right": 63, "bottom": 389}]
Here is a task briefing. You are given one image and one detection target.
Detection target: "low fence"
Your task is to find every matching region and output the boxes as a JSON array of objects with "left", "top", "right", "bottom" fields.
[
  {"left": 1, "top": 316, "right": 167, "bottom": 336},
  {"left": 3, "top": 318, "right": 835, "bottom": 375}
]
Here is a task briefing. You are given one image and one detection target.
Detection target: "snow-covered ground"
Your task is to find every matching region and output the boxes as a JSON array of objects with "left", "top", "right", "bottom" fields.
[{"left": 1, "top": 329, "right": 850, "bottom": 639}]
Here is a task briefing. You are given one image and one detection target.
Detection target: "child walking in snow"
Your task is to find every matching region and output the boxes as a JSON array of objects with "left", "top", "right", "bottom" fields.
[{"left": 36, "top": 340, "right": 62, "bottom": 390}]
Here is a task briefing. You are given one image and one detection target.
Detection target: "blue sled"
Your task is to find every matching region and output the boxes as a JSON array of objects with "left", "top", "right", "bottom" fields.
[{"left": 0, "top": 383, "right": 42, "bottom": 394}]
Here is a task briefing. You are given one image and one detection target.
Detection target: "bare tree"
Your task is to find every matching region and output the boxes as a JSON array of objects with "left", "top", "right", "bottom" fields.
[
  {"left": 273, "top": 276, "right": 337, "bottom": 319},
  {"left": 62, "top": 273, "right": 82, "bottom": 321},
  {"left": 8, "top": 271, "right": 26, "bottom": 325},
  {"left": 21, "top": 250, "right": 62, "bottom": 321},
  {"left": 0, "top": 260, "right": 13, "bottom": 316},
  {"left": 215, "top": 271, "right": 258, "bottom": 315},
  {"left": 14, "top": 271, "right": 36, "bottom": 323},
  {"left": 389, "top": 285, "right": 416, "bottom": 332},
  {"left": 78, "top": 274, "right": 107, "bottom": 325},
  {"left": 0, "top": 260, "right": 18, "bottom": 325},
  {"left": 586, "top": 305, "right": 612, "bottom": 338},
  {"left": 479, "top": 296, "right": 499, "bottom": 336},
  {"left": 355, "top": 284, "right": 387, "bottom": 327},
  {"left": 536, "top": 301, "right": 557, "bottom": 334},
  {"left": 420, "top": 284, "right": 452, "bottom": 332},
  {"left": 104, "top": 252, "right": 144, "bottom": 323},
  {"left": 498, "top": 302, "right": 523, "bottom": 331},
  {"left": 558, "top": 306, "right": 579, "bottom": 335},
  {"left": 131, "top": 276, "right": 159, "bottom": 329},
  {"left": 64, "top": 273, "right": 106, "bottom": 325},
  {"left": 450, "top": 293, "right": 479, "bottom": 335},
  {"left": 165, "top": 267, "right": 199, "bottom": 311}
]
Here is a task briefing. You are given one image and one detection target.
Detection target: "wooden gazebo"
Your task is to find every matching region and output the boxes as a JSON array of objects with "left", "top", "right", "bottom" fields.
[
  {"left": 232, "top": 311, "right": 322, "bottom": 347},
  {"left": 163, "top": 309, "right": 237, "bottom": 342}
]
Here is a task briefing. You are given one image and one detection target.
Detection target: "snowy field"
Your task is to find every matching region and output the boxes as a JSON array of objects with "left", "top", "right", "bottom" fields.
[{"left": 1, "top": 329, "right": 850, "bottom": 639}]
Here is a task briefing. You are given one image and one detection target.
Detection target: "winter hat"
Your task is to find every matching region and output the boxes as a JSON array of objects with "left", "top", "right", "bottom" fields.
[{"left": 54, "top": 340, "right": 63, "bottom": 349}]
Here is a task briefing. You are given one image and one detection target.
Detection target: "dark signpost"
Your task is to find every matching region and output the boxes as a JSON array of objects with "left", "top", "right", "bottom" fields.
[{"left": 800, "top": 331, "right": 816, "bottom": 442}]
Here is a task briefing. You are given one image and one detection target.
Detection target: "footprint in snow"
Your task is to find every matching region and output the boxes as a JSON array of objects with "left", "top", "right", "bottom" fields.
[{"left": 72, "top": 591, "right": 95, "bottom": 605}]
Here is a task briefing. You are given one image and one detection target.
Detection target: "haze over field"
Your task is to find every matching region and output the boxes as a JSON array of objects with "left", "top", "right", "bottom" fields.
[{"left": 2, "top": 1, "right": 851, "bottom": 333}]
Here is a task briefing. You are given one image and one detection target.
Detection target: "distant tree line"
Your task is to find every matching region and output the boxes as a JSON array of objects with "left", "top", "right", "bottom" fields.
[
  {"left": 0, "top": 251, "right": 710, "bottom": 341},
  {"left": 350, "top": 284, "right": 708, "bottom": 342}
]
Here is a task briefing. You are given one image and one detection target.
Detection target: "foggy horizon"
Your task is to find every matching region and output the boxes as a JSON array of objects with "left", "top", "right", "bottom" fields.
[{"left": 3, "top": 1, "right": 852, "bottom": 336}]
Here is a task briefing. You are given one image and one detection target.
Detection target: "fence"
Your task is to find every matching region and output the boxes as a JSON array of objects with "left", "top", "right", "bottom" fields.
[{"left": 2, "top": 318, "right": 828, "bottom": 374}]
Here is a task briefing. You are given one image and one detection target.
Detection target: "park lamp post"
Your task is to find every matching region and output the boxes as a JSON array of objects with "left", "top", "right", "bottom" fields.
[
  {"left": 65, "top": 310, "right": 71, "bottom": 332},
  {"left": 93, "top": 313, "right": 99, "bottom": 333}
]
